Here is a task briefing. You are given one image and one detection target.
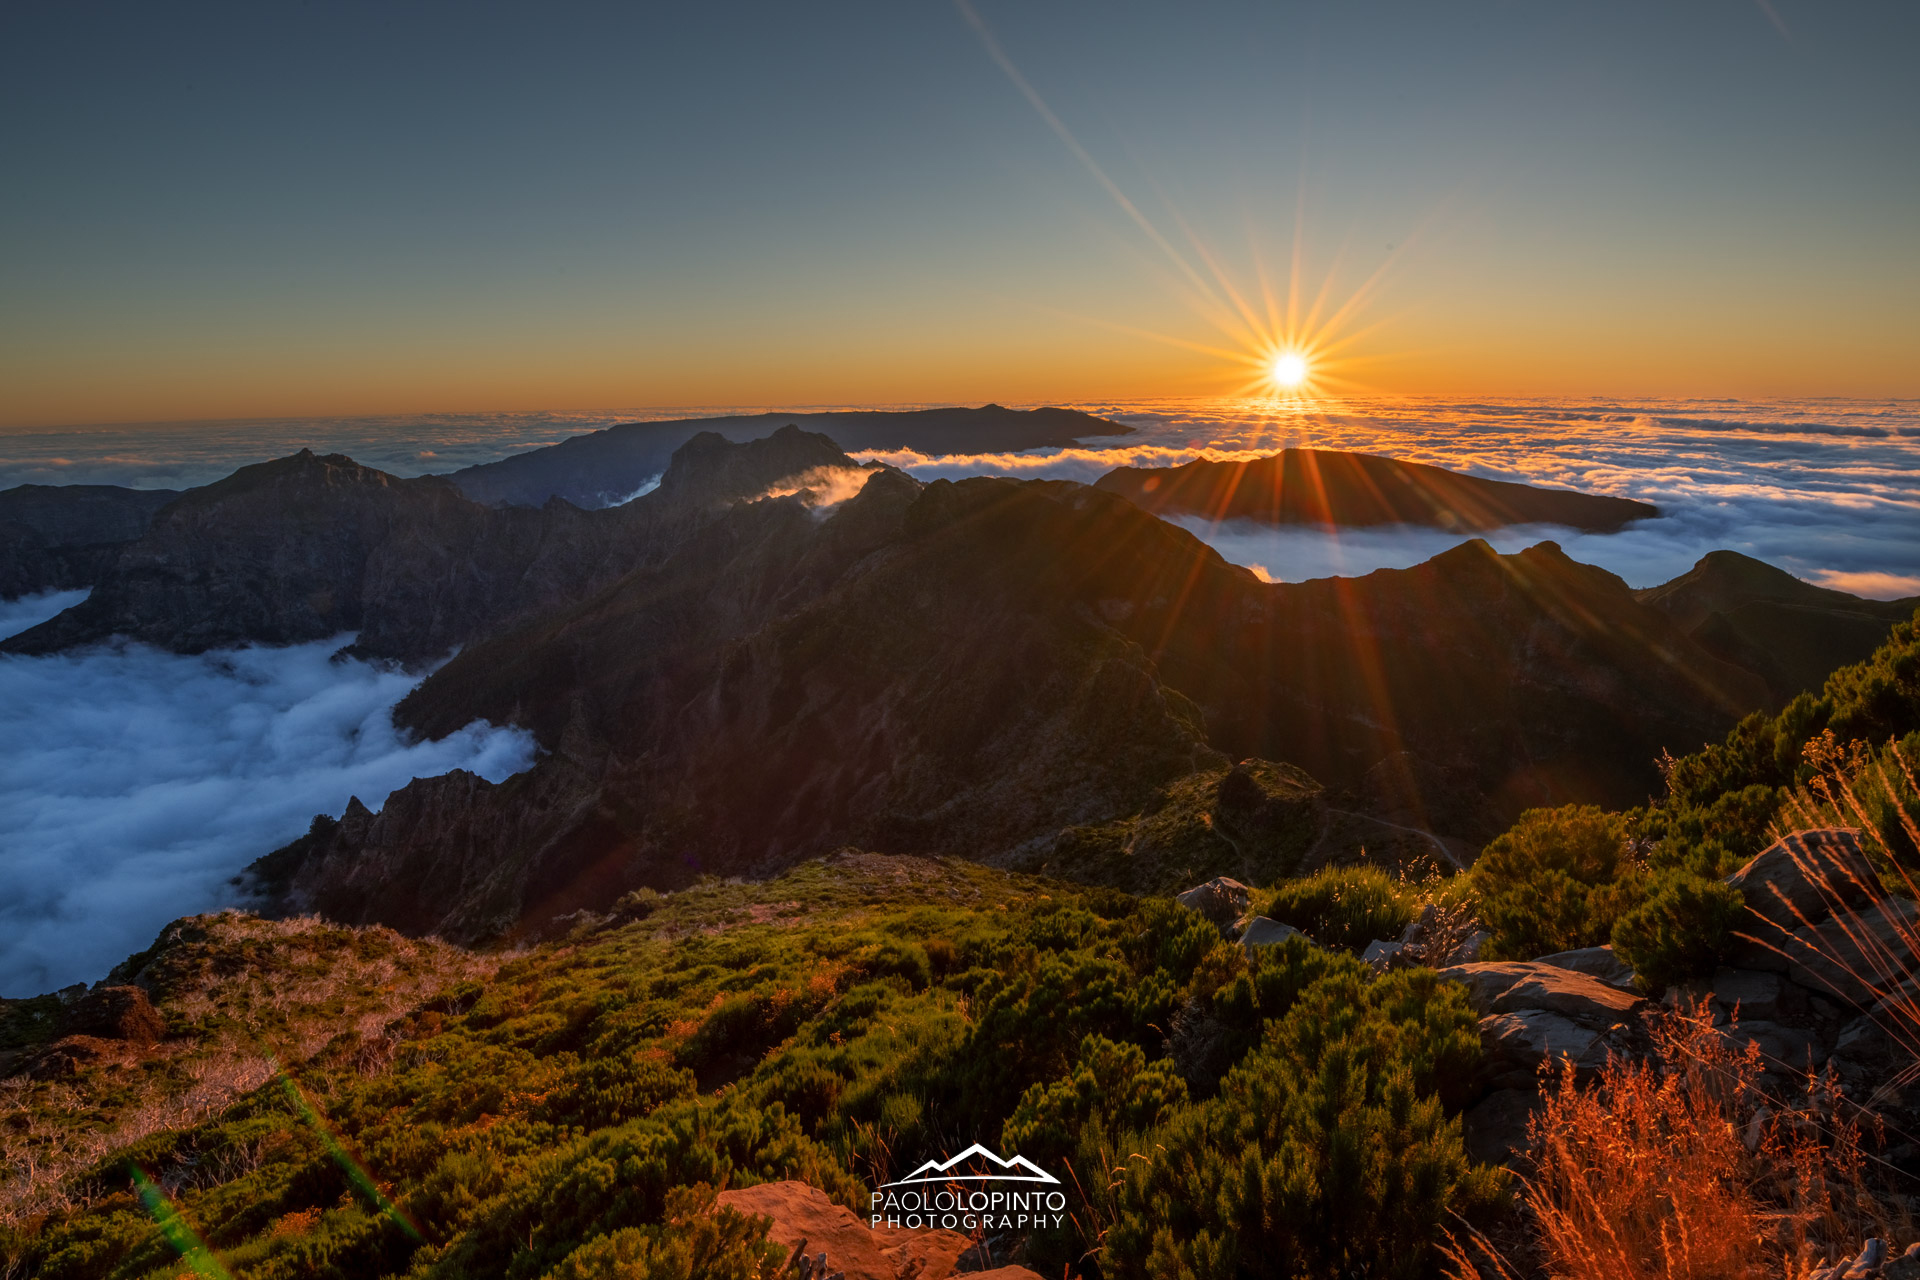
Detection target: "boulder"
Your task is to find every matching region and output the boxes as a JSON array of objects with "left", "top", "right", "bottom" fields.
[
  {"left": 1461, "top": 1087, "right": 1545, "bottom": 1165},
  {"left": 1780, "top": 898, "right": 1920, "bottom": 1007},
  {"left": 1536, "top": 945, "right": 1638, "bottom": 991},
  {"left": 1707, "top": 968, "right": 1797, "bottom": 1023},
  {"left": 1177, "top": 878, "right": 1251, "bottom": 930},
  {"left": 1240, "top": 917, "right": 1307, "bottom": 949},
  {"left": 1438, "top": 962, "right": 1645, "bottom": 1022},
  {"left": 1362, "top": 938, "right": 1406, "bottom": 971},
  {"left": 1439, "top": 961, "right": 1648, "bottom": 1090},
  {"left": 1717, "top": 1020, "right": 1826, "bottom": 1072},
  {"left": 1726, "top": 829, "right": 1883, "bottom": 933}
]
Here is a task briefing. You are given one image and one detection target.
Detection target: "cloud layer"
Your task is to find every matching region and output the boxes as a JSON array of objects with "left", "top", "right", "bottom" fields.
[
  {"left": 0, "top": 600, "right": 535, "bottom": 995},
  {"left": 861, "top": 396, "right": 1920, "bottom": 596}
]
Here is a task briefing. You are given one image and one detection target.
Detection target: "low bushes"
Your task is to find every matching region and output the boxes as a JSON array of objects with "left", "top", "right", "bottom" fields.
[{"left": 1257, "top": 865, "right": 1419, "bottom": 953}]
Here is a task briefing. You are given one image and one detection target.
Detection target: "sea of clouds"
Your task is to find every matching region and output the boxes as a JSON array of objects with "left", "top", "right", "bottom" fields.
[
  {"left": 858, "top": 396, "right": 1920, "bottom": 597},
  {"left": 0, "top": 593, "right": 535, "bottom": 996},
  {"left": 3, "top": 395, "right": 1916, "bottom": 993}
]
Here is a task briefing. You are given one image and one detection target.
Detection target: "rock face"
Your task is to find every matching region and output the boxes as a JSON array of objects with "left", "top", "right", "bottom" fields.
[
  {"left": 1535, "top": 944, "right": 1639, "bottom": 990},
  {"left": 1637, "top": 550, "right": 1918, "bottom": 703},
  {"left": 1094, "top": 448, "right": 1659, "bottom": 532},
  {"left": 1175, "top": 877, "right": 1252, "bottom": 929},
  {"left": 0, "top": 483, "right": 178, "bottom": 597},
  {"left": 448, "top": 405, "right": 1130, "bottom": 508}
]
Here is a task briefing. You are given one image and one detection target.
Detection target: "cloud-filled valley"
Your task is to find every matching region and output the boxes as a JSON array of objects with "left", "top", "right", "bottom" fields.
[{"left": 0, "top": 594, "right": 536, "bottom": 995}]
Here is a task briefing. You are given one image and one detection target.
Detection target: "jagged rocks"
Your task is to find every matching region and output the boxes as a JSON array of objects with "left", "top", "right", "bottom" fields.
[{"left": 1176, "top": 877, "right": 1251, "bottom": 931}]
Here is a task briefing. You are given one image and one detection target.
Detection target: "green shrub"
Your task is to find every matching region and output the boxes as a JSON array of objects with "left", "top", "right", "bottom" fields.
[
  {"left": 1258, "top": 865, "right": 1417, "bottom": 953},
  {"left": 1610, "top": 870, "right": 1745, "bottom": 988},
  {"left": 1002, "top": 1034, "right": 1187, "bottom": 1167},
  {"left": 1473, "top": 805, "right": 1645, "bottom": 959},
  {"left": 1101, "top": 966, "right": 1503, "bottom": 1280}
]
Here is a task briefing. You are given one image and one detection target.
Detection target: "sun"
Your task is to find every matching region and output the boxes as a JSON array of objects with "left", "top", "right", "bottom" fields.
[{"left": 1270, "top": 351, "right": 1310, "bottom": 389}]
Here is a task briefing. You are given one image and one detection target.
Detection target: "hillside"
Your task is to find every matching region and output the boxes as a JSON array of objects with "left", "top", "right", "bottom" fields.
[
  {"left": 1637, "top": 549, "right": 1918, "bottom": 702},
  {"left": 248, "top": 467, "right": 1765, "bottom": 945},
  {"left": 1093, "top": 448, "right": 1659, "bottom": 531}
]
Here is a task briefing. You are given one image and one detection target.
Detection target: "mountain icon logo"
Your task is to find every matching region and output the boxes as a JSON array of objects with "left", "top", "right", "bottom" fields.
[{"left": 879, "top": 1143, "right": 1061, "bottom": 1188}]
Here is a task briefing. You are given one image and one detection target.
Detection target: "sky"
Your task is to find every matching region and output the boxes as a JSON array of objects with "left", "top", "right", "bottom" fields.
[{"left": 2, "top": 1, "right": 1917, "bottom": 427}]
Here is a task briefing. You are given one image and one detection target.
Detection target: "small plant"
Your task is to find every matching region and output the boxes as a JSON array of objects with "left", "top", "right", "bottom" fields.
[
  {"left": 1472, "top": 805, "right": 1644, "bottom": 959},
  {"left": 1610, "top": 869, "right": 1744, "bottom": 988},
  {"left": 1258, "top": 864, "right": 1418, "bottom": 952}
]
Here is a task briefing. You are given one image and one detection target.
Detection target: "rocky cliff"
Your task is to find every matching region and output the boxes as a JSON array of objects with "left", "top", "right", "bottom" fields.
[{"left": 0, "top": 483, "right": 179, "bottom": 597}]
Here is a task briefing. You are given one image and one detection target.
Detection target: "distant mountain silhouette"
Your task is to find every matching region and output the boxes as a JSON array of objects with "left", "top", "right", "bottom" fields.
[
  {"left": 1094, "top": 448, "right": 1658, "bottom": 532},
  {"left": 446, "top": 405, "right": 1129, "bottom": 508}
]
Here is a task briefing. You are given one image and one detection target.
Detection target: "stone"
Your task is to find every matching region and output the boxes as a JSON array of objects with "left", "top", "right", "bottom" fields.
[
  {"left": 1438, "top": 961, "right": 1644, "bottom": 1023},
  {"left": 1708, "top": 968, "right": 1792, "bottom": 1022},
  {"left": 1462, "top": 1088, "right": 1544, "bottom": 1165},
  {"left": 1725, "top": 829, "right": 1883, "bottom": 933},
  {"left": 1718, "top": 1020, "right": 1824, "bottom": 1073},
  {"left": 1536, "top": 944, "right": 1638, "bottom": 990},
  {"left": 1780, "top": 898, "right": 1920, "bottom": 1007},
  {"left": 1362, "top": 938, "right": 1406, "bottom": 970},
  {"left": 1477, "top": 1010, "right": 1606, "bottom": 1090},
  {"left": 1240, "top": 917, "right": 1306, "bottom": 948},
  {"left": 1177, "top": 877, "right": 1251, "bottom": 930}
]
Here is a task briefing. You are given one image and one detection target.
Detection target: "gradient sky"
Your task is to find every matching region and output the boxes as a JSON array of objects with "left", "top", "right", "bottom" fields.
[{"left": 3, "top": 1, "right": 1916, "bottom": 426}]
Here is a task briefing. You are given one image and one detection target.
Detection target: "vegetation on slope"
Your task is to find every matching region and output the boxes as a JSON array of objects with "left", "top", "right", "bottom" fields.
[
  {"left": 2, "top": 853, "right": 1503, "bottom": 1280},
  {"left": 1468, "top": 609, "right": 1920, "bottom": 979}
]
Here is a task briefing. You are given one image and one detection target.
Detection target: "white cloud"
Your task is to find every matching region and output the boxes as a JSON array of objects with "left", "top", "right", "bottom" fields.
[{"left": 0, "top": 631, "right": 535, "bottom": 995}]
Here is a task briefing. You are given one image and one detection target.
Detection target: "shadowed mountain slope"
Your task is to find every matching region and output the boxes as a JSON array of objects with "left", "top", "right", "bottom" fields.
[
  {"left": 445, "top": 404, "right": 1128, "bottom": 507},
  {"left": 0, "top": 483, "right": 179, "bottom": 597},
  {"left": 1, "top": 427, "right": 863, "bottom": 661},
  {"left": 251, "top": 470, "right": 1766, "bottom": 943},
  {"left": 1093, "top": 448, "right": 1659, "bottom": 532},
  {"left": 1635, "top": 550, "right": 1918, "bottom": 703}
]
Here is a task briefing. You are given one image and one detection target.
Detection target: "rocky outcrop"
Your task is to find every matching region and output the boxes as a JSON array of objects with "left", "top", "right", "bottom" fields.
[
  {"left": 0, "top": 483, "right": 178, "bottom": 597},
  {"left": 1094, "top": 448, "right": 1659, "bottom": 532},
  {"left": 1535, "top": 944, "right": 1639, "bottom": 990}
]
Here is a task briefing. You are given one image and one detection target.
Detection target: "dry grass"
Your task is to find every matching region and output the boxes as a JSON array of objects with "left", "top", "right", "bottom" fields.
[
  {"left": 0, "top": 910, "right": 500, "bottom": 1229},
  {"left": 1450, "top": 737, "right": 1920, "bottom": 1280},
  {"left": 1450, "top": 1003, "right": 1893, "bottom": 1280}
]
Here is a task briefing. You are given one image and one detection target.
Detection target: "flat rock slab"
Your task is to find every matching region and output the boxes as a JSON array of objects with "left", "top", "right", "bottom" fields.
[
  {"left": 1438, "top": 961, "right": 1645, "bottom": 1024},
  {"left": 715, "top": 1180, "right": 976, "bottom": 1280},
  {"left": 1535, "top": 945, "right": 1639, "bottom": 991}
]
